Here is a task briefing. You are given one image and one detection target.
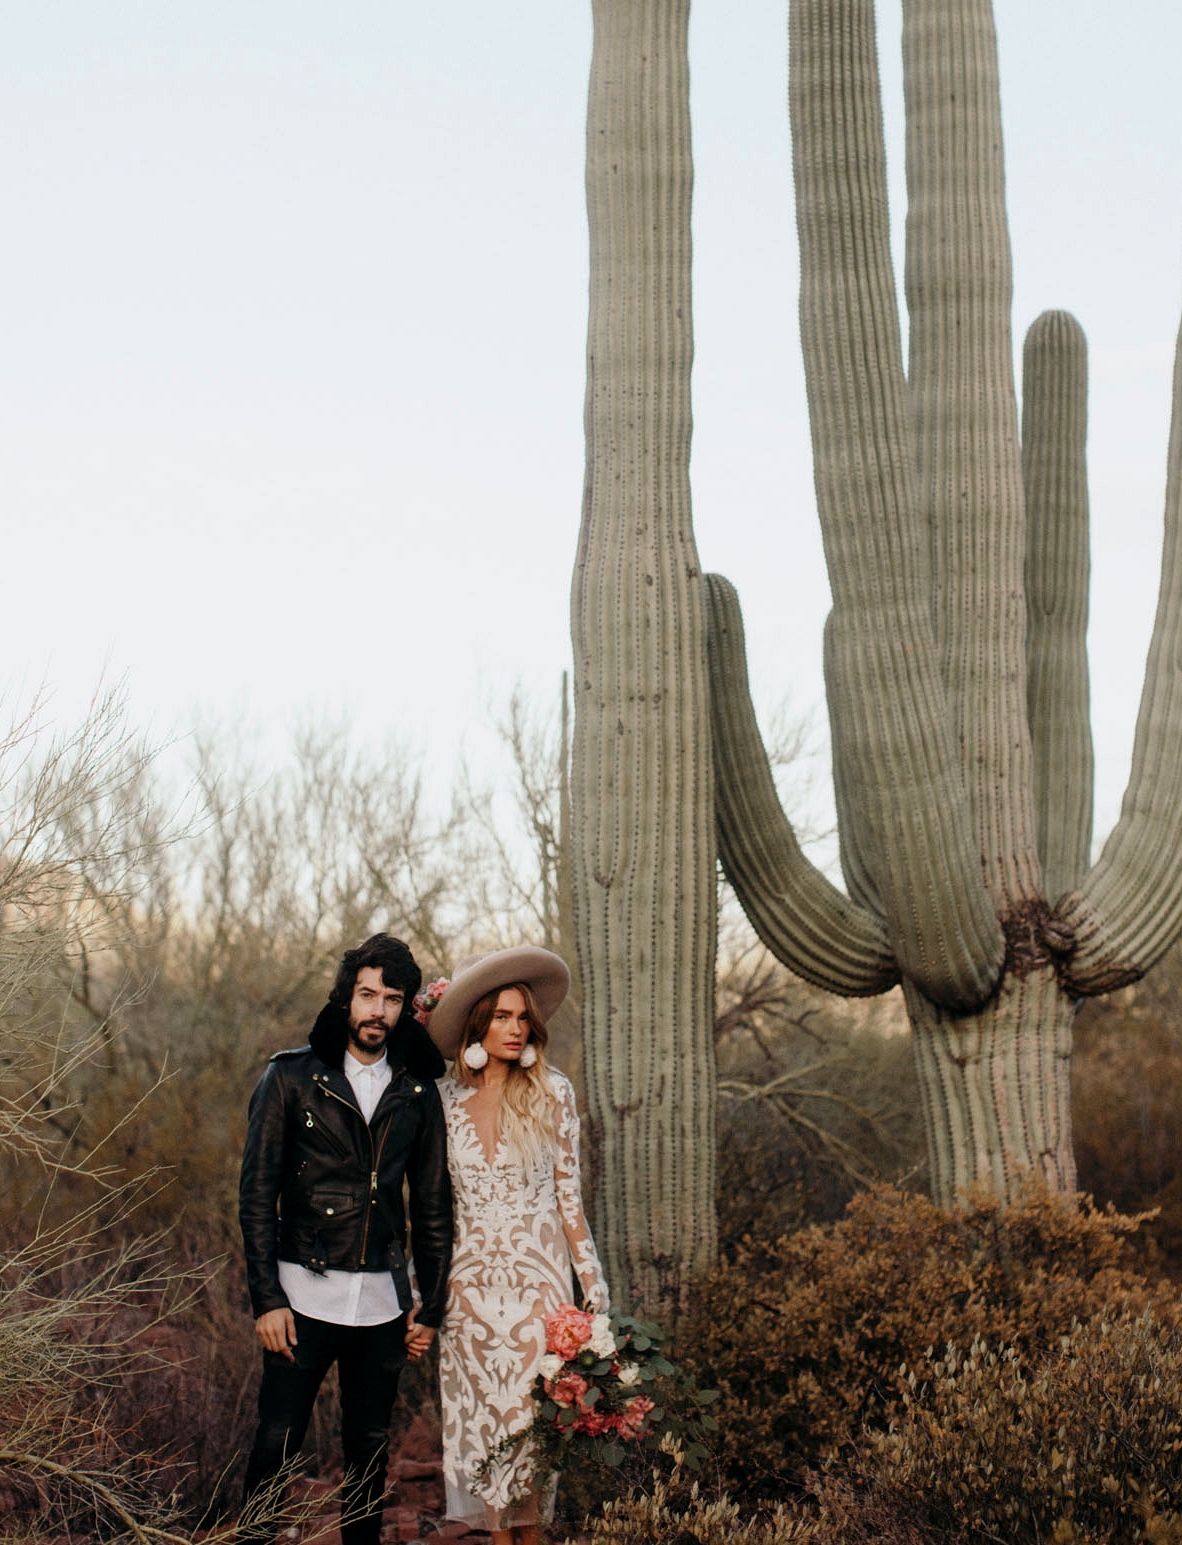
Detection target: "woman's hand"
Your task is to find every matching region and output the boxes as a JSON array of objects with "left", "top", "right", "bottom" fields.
[{"left": 405, "top": 1306, "right": 437, "bottom": 1361}]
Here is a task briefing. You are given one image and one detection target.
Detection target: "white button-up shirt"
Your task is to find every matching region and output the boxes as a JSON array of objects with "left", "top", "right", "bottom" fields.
[{"left": 277, "top": 1050, "right": 404, "bottom": 1325}]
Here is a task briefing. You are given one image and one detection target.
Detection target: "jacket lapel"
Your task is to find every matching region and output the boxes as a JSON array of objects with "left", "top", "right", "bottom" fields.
[{"left": 320, "top": 1063, "right": 363, "bottom": 1116}]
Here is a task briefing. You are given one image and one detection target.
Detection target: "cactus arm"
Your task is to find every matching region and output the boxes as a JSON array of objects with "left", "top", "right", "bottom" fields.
[
  {"left": 903, "top": 0, "right": 1041, "bottom": 912},
  {"left": 572, "top": 0, "right": 717, "bottom": 1305},
  {"left": 823, "top": 613, "right": 886, "bottom": 917},
  {"left": 790, "top": 0, "right": 1004, "bottom": 1011},
  {"left": 705, "top": 573, "right": 899, "bottom": 996},
  {"left": 1021, "top": 311, "right": 1093, "bottom": 903},
  {"left": 1057, "top": 317, "right": 1182, "bottom": 993}
]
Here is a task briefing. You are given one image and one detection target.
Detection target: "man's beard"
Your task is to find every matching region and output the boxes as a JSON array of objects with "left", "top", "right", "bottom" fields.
[{"left": 347, "top": 1016, "right": 389, "bottom": 1053}]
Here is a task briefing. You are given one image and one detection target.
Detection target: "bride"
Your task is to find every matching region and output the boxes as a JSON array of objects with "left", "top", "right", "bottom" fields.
[{"left": 421, "top": 946, "right": 608, "bottom": 1545}]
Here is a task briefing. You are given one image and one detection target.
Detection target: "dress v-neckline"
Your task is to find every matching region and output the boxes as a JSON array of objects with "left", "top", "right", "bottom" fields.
[{"left": 455, "top": 1087, "right": 503, "bottom": 1169}]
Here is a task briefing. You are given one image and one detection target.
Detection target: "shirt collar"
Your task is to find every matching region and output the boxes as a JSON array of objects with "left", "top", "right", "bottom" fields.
[{"left": 344, "top": 1049, "right": 388, "bottom": 1079}]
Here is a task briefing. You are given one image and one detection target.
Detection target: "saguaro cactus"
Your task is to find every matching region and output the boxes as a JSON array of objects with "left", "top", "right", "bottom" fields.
[
  {"left": 709, "top": 0, "right": 1182, "bottom": 1203},
  {"left": 571, "top": 0, "right": 717, "bottom": 1304}
]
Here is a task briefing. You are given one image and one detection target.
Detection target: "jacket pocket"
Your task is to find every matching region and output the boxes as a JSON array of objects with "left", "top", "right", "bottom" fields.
[{"left": 307, "top": 1185, "right": 362, "bottom": 1222}]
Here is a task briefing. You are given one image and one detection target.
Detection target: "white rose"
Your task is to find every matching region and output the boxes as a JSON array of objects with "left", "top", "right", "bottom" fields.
[
  {"left": 588, "top": 1314, "right": 617, "bottom": 1359},
  {"left": 617, "top": 1362, "right": 641, "bottom": 1387},
  {"left": 538, "top": 1353, "right": 565, "bottom": 1381}
]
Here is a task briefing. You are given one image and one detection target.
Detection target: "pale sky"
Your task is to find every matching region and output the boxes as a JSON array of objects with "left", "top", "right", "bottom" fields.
[{"left": 4, "top": 2, "right": 1181, "bottom": 856}]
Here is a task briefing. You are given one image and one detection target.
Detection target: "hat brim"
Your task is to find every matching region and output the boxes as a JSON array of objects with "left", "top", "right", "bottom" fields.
[{"left": 427, "top": 946, "right": 571, "bottom": 1060}]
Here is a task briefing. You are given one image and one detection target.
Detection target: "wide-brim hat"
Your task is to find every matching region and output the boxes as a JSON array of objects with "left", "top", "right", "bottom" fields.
[{"left": 426, "top": 946, "right": 570, "bottom": 1061}]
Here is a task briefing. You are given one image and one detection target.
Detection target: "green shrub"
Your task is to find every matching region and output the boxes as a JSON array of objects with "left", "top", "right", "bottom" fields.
[{"left": 678, "top": 1182, "right": 1173, "bottom": 1495}]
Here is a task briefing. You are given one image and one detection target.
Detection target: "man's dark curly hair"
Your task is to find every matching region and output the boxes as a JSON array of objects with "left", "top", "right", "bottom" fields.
[{"left": 330, "top": 933, "right": 422, "bottom": 1030}]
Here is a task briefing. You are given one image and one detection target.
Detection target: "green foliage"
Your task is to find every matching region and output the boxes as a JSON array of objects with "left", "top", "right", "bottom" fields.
[{"left": 678, "top": 1182, "right": 1173, "bottom": 1496}]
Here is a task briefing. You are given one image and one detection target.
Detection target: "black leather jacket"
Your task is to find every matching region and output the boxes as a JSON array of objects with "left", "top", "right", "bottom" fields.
[{"left": 238, "top": 1004, "right": 453, "bottom": 1327}]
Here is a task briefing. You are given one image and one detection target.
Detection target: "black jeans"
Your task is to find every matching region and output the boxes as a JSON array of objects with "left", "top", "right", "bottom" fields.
[{"left": 240, "top": 1311, "right": 407, "bottom": 1545}]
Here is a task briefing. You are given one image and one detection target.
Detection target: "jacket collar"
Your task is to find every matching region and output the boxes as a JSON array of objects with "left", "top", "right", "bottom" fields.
[{"left": 308, "top": 999, "right": 445, "bottom": 1081}]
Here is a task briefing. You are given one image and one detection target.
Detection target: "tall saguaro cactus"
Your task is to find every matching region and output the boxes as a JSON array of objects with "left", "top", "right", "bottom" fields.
[
  {"left": 571, "top": 0, "right": 717, "bottom": 1304},
  {"left": 709, "top": 0, "right": 1182, "bottom": 1203}
]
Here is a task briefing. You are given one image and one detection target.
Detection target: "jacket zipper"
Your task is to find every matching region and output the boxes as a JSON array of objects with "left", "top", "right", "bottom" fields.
[
  {"left": 303, "top": 1104, "right": 351, "bottom": 1158},
  {"left": 319, "top": 1084, "right": 392, "bottom": 1268}
]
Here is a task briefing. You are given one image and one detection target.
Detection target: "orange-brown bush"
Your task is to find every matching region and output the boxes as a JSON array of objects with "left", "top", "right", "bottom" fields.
[
  {"left": 1073, "top": 947, "right": 1182, "bottom": 1274},
  {"left": 813, "top": 1311, "right": 1182, "bottom": 1544},
  {"left": 678, "top": 1182, "right": 1175, "bottom": 1496},
  {"left": 566, "top": 1331, "right": 1182, "bottom": 1545}
]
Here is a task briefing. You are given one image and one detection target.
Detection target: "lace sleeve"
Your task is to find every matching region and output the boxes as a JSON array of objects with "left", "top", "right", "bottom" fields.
[{"left": 552, "top": 1073, "right": 610, "bottom": 1311}]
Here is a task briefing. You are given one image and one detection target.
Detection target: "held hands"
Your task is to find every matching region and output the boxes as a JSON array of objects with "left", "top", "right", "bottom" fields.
[
  {"left": 255, "top": 1304, "right": 435, "bottom": 1362},
  {"left": 255, "top": 1307, "right": 298, "bottom": 1362},
  {"left": 405, "top": 1307, "right": 436, "bottom": 1362}
]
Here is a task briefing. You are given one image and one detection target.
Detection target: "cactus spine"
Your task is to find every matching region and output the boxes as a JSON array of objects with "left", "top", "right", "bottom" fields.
[
  {"left": 571, "top": 0, "right": 717, "bottom": 1304},
  {"left": 709, "top": 0, "right": 1182, "bottom": 1203}
]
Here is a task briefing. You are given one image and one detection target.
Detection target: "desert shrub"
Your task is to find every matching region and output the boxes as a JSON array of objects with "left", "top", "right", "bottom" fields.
[
  {"left": 814, "top": 1311, "right": 1182, "bottom": 1544},
  {"left": 560, "top": 1444, "right": 943, "bottom": 1545},
  {"left": 1074, "top": 951, "right": 1182, "bottom": 1275},
  {"left": 714, "top": 1009, "right": 922, "bottom": 1247},
  {"left": 714, "top": 949, "right": 922, "bottom": 1247},
  {"left": 678, "top": 1181, "right": 1173, "bottom": 1496},
  {"left": 562, "top": 1448, "right": 818, "bottom": 1545}
]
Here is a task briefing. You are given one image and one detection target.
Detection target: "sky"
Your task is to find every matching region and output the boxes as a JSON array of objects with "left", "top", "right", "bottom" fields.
[{"left": 4, "top": 1, "right": 1181, "bottom": 858}]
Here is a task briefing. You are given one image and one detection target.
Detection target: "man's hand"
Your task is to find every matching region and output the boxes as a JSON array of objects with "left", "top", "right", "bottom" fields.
[
  {"left": 255, "top": 1307, "right": 298, "bottom": 1361},
  {"left": 405, "top": 1307, "right": 436, "bottom": 1362}
]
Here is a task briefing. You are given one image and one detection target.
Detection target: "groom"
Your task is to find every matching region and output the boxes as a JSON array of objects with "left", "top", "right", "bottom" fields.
[{"left": 237, "top": 933, "right": 453, "bottom": 1544}]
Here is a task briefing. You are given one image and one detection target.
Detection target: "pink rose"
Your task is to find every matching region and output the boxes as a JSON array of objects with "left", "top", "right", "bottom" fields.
[
  {"left": 617, "top": 1394, "right": 655, "bottom": 1438},
  {"left": 545, "top": 1303, "right": 594, "bottom": 1360},
  {"left": 412, "top": 978, "right": 450, "bottom": 1025},
  {"left": 544, "top": 1371, "right": 589, "bottom": 1409},
  {"left": 574, "top": 1408, "right": 618, "bottom": 1436}
]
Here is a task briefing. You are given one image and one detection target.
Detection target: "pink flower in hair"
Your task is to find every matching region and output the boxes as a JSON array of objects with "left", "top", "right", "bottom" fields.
[{"left": 412, "top": 977, "right": 450, "bottom": 1025}]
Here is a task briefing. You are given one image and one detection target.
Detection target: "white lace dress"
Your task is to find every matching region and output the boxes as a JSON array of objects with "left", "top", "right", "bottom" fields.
[{"left": 438, "top": 1068, "right": 609, "bottom": 1529}]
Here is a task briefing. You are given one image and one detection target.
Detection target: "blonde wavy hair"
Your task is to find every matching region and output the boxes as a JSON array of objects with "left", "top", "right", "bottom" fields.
[{"left": 452, "top": 981, "right": 558, "bottom": 1172}]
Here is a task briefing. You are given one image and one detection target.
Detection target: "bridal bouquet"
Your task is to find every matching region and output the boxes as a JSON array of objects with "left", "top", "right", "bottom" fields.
[{"left": 529, "top": 1302, "right": 716, "bottom": 1472}]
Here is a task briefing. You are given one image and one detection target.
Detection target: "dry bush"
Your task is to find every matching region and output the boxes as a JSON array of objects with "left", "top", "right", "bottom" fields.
[
  {"left": 815, "top": 1311, "right": 1182, "bottom": 1544},
  {"left": 561, "top": 1442, "right": 819, "bottom": 1545},
  {"left": 1073, "top": 945, "right": 1182, "bottom": 1274},
  {"left": 714, "top": 964, "right": 920, "bottom": 1244},
  {"left": 0, "top": 695, "right": 361, "bottom": 1538},
  {"left": 677, "top": 1181, "right": 1173, "bottom": 1497},
  {"left": 560, "top": 1445, "right": 937, "bottom": 1545}
]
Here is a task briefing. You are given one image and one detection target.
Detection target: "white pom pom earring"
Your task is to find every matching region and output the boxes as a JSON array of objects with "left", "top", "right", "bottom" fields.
[
  {"left": 518, "top": 1042, "right": 537, "bottom": 1069},
  {"left": 463, "top": 1041, "right": 489, "bottom": 1070}
]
